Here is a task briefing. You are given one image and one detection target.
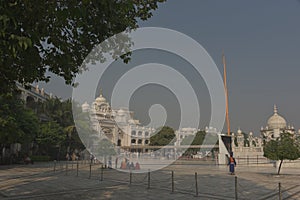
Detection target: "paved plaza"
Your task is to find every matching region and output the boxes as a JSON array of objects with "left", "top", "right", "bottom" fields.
[{"left": 1, "top": 160, "right": 300, "bottom": 200}]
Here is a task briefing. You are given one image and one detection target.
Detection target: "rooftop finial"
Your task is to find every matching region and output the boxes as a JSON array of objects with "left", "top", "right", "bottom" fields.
[
  {"left": 99, "top": 88, "right": 103, "bottom": 97},
  {"left": 274, "top": 104, "right": 278, "bottom": 114}
]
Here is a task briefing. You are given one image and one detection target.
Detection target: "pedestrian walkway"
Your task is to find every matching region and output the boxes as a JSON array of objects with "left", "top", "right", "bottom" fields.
[{"left": 1, "top": 161, "right": 300, "bottom": 199}]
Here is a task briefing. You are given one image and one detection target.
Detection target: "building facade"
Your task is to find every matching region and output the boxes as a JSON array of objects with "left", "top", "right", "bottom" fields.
[
  {"left": 17, "top": 83, "right": 52, "bottom": 103},
  {"left": 81, "top": 91, "right": 155, "bottom": 152},
  {"left": 175, "top": 127, "right": 198, "bottom": 145},
  {"left": 231, "top": 128, "right": 264, "bottom": 158},
  {"left": 260, "top": 105, "right": 295, "bottom": 142},
  {"left": 230, "top": 105, "right": 299, "bottom": 161}
]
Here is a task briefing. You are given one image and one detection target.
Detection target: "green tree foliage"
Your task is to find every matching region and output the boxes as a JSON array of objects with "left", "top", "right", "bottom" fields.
[
  {"left": 0, "top": 91, "right": 39, "bottom": 147},
  {"left": 72, "top": 110, "right": 97, "bottom": 150},
  {"left": 37, "top": 98, "right": 86, "bottom": 154},
  {"left": 264, "top": 132, "right": 300, "bottom": 175},
  {"left": 0, "top": 89, "right": 93, "bottom": 160},
  {"left": 0, "top": 0, "right": 166, "bottom": 93},
  {"left": 181, "top": 131, "right": 206, "bottom": 145},
  {"left": 36, "top": 121, "right": 65, "bottom": 153},
  {"left": 96, "top": 139, "right": 116, "bottom": 157},
  {"left": 150, "top": 126, "right": 176, "bottom": 146},
  {"left": 37, "top": 98, "right": 73, "bottom": 127},
  {"left": 181, "top": 131, "right": 208, "bottom": 156}
]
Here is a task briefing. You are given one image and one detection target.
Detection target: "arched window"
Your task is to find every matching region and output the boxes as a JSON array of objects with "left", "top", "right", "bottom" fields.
[
  {"left": 131, "top": 131, "right": 136, "bottom": 136},
  {"left": 138, "top": 131, "right": 142, "bottom": 136},
  {"left": 131, "top": 139, "right": 136, "bottom": 144},
  {"left": 26, "top": 96, "right": 35, "bottom": 108},
  {"left": 145, "top": 132, "right": 149, "bottom": 137},
  {"left": 138, "top": 139, "right": 142, "bottom": 144},
  {"left": 145, "top": 140, "right": 149, "bottom": 144}
]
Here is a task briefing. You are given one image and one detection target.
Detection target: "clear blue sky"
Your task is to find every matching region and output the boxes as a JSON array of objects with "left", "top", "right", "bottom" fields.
[{"left": 40, "top": 0, "right": 300, "bottom": 135}]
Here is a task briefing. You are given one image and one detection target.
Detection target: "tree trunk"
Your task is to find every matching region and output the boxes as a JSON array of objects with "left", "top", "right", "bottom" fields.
[{"left": 277, "top": 159, "right": 283, "bottom": 175}]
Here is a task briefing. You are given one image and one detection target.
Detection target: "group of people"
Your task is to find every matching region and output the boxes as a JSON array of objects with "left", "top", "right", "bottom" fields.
[
  {"left": 66, "top": 152, "right": 80, "bottom": 161},
  {"left": 120, "top": 158, "right": 140, "bottom": 170}
]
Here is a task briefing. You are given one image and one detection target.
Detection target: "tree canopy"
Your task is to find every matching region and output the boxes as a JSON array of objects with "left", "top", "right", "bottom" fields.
[
  {"left": 0, "top": 91, "right": 89, "bottom": 162},
  {"left": 0, "top": 92, "right": 39, "bottom": 146},
  {"left": 150, "top": 126, "right": 176, "bottom": 146},
  {"left": 264, "top": 132, "right": 300, "bottom": 175},
  {"left": 0, "top": 0, "right": 165, "bottom": 93},
  {"left": 181, "top": 130, "right": 206, "bottom": 146},
  {"left": 36, "top": 121, "right": 65, "bottom": 152},
  {"left": 36, "top": 98, "right": 86, "bottom": 154}
]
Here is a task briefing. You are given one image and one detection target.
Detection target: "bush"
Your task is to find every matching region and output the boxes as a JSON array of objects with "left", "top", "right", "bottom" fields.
[{"left": 30, "top": 155, "right": 50, "bottom": 162}]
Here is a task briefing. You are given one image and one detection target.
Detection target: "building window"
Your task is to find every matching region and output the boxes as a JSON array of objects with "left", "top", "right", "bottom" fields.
[
  {"left": 131, "top": 131, "right": 136, "bottom": 136},
  {"left": 145, "top": 132, "right": 149, "bottom": 137},
  {"left": 131, "top": 139, "right": 136, "bottom": 144},
  {"left": 138, "top": 139, "right": 142, "bottom": 144},
  {"left": 138, "top": 131, "right": 142, "bottom": 136},
  {"left": 145, "top": 140, "right": 149, "bottom": 144}
]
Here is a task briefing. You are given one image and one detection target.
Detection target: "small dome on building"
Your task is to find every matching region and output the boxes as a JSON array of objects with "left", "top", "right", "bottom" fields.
[
  {"left": 82, "top": 101, "right": 90, "bottom": 112},
  {"left": 237, "top": 128, "right": 242, "bottom": 135},
  {"left": 117, "top": 108, "right": 126, "bottom": 115},
  {"left": 267, "top": 105, "right": 286, "bottom": 129}
]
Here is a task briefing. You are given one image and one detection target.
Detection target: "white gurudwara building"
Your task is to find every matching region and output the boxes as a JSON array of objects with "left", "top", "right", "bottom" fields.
[
  {"left": 260, "top": 105, "right": 295, "bottom": 142},
  {"left": 228, "top": 105, "right": 299, "bottom": 163},
  {"left": 81, "top": 91, "right": 155, "bottom": 152},
  {"left": 260, "top": 105, "right": 300, "bottom": 169},
  {"left": 230, "top": 128, "right": 263, "bottom": 158}
]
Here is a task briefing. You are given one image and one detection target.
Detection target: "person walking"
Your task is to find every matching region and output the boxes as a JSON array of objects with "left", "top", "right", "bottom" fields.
[{"left": 228, "top": 152, "right": 236, "bottom": 175}]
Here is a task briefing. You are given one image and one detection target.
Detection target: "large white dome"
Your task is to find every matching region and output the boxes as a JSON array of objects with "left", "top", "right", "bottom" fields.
[
  {"left": 95, "top": 94, "right": 107, "bottom": 104},
  {"left": 267, "top": 105, "right": 286, "bottom": 129}
]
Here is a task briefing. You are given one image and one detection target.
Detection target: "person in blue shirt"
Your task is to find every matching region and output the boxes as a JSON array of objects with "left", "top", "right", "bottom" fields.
[{"left": 228, "top": 152, "right": 236, "bottom": 175}]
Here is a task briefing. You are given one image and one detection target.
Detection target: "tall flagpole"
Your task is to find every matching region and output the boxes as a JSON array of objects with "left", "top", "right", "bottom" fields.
[{"left": 222, "top": 51, "right": 231, "bottom": 136}]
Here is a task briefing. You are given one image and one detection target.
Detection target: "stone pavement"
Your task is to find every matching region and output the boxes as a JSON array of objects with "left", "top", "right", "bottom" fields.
[{"left": 1, "top": 161, "right": 300, "bottom": 200}]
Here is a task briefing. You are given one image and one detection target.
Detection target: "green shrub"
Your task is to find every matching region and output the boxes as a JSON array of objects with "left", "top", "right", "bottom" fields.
[{"left": 30, "top": 155, "right": 50, "bottom": 162}]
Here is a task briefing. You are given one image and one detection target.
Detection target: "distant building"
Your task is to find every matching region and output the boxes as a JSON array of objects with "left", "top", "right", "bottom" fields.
[
  {"left": 16, "top": 83, "right": 52, "bottom": 103},
  {"left": 175, "top": 127, "right": 198, "bottom": 145},
  {"left": 231, "top": 128, "right": 263, "bottom": 158},
  {"left": 229, "top": 105, "right": 299, "bottom": 162},
  {"left": 5, "top": 83, "right": 53, "bottom": 159},
  {"left": 81, "top": 91, "right": 155, "bottom": 152},
  {"left": 113, "top": 108, "right": 154, "bottom": 149},
  {"left": 260, "top": 105, "right": 295, "bottom": 142}
]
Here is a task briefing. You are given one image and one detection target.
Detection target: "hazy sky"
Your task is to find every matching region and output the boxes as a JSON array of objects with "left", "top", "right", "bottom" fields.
[{"left": 39, "top": 0, "right": 300, "bottom": 135}]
